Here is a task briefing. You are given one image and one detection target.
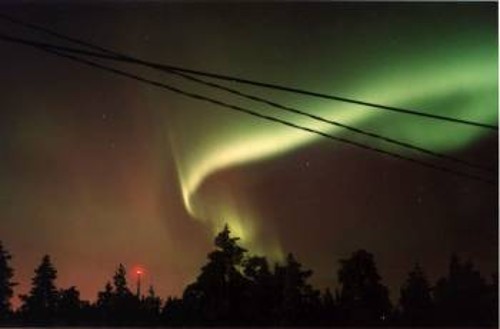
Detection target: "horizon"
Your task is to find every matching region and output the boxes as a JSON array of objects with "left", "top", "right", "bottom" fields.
[{"left": 2, "top": 228, "right": 498, "bottom": 309}]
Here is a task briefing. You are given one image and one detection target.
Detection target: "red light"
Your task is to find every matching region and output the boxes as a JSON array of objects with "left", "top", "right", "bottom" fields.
[{"left": 133, "top": 266, "right": 145, "bottom": 276}]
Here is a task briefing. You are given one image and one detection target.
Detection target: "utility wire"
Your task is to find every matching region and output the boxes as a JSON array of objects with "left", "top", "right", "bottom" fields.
[
  {"left": 2, "top": 36, "right": 494, "bottom": 185},
  {"left": 0, "top": 33, "right": 494, "bottom": 173},
  {"left": 162, "top": 69, "right": 496, "bottom": 173},
  {"left": 0, "top": 13, "right": 496, "bottom": 131}
]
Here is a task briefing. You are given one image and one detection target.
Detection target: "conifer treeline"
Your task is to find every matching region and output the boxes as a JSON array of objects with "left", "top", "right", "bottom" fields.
[{"left": 0, "top": 225, "right": 497, "bottom": 326}]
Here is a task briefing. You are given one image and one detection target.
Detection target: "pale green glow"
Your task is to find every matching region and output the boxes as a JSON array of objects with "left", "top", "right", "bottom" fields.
[
  {"left": 173, "top": 105, "right": 368, "bottom": 217},
  {"left": 161, "top": 35, "right": 496, "bottom": 257}
]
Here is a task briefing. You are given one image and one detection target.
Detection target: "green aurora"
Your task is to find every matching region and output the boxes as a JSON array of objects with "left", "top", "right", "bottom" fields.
[{"left": 160, "top": 7, "right": 497, "bottom": 257}]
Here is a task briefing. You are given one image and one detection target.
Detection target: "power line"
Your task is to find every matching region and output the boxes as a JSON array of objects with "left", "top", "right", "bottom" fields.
[
  {"left": 164, "top": 70, "right": 496, "bottom": 173},
  {"left": 2, "top": 35, "right": 494, "bottom": 185},
  {"left": 0, "top": 13, "right": 496, "bottom": 131},
  {"left": 0, "top": 33, "right": 494, "bottom": 173}
]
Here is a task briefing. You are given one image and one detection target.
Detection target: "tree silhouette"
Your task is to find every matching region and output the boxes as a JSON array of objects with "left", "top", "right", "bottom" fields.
[
  {"left": 484, "top": 272, "right": 499, "bottom": 325},
  {"left": 399, "top": 263, "right": 433, "bottom": 325},
  {"left": 110, "top": 264, "right": 140, "bottom": 325},
  {"left": 162, "top": 296, "right": 185, "bottom": 326},
  {"left": 95, "top": 281, "right": 114, "bottom": 324},
  {"left": 0, "top": 242, "right": 16, "bottom": 322},
  {"left": 57, "top": 286, "right": 83, "bottom": 325},
  {"left": 0, "top": 231, "right": 496, "bottom": 326},
  {"left": 434, "top": 254, "right": 493, "bottom": 326},
  {"left": 320, "top": 288, "right": 337, "bottom": 325},
  {"left": 140, "top": 285, "right": 162, "bottom": 325},
  {"left": 19, "top": 255, "right": 58, "bottom": 325},
  {"left": 242, "top": 255, "right": 276, "bottom": 324},
  {"left": 337, "top": 249, "right": 392, "bottom": 325},
  {"left": 275, "top": 253, "right": 321, "bottom": 325},
  {"left": 182, "top": 224, "right": 250, "bottom": 325},
  {"left": 93, "top": 265, "right": 142, "bottom": 325},
  {"left": 113, "top": 264, "right": 130, "bottom": 297}
]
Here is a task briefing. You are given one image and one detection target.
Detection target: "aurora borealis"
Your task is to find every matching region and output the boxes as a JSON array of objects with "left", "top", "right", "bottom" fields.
[{"left": 0, "top": 2, "right": 497, "bottom": 305}]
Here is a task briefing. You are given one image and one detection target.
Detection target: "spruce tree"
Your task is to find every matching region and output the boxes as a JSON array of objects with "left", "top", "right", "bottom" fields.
[
  {"left": 0, "top": 242, "right": 16, "bottom": 321},
  {"left": 399, "top": 263, "right": 433, "bottom": 325},
  {"left": 243, "top": 256, "right": 275, "bottom": 324},
  {"left": 57, "top": 286, "right": 82, "bottom": 324},
  {"left": 434, "top": 255, "right": 490, "bottom": 325},
  {"left": 20, "top": 255, "right": 58, "bottom": 324},
  {"left": 275, "top": 253, "right": 320, "bottom": 325},
  {"left": 113, "top": 264, "right": 130, "bottom": 297},
  {"left": 337, "top": 249, "right": 392, "bottom": 325},
  {"left": 96, "top": 281, "right": 114, "bottom": 324},
  {"left": 141, "top": 285, "right": 162, "bottom": 324},
  {"left": 183, "top": 224, "right": 249, "bottom": 325}
]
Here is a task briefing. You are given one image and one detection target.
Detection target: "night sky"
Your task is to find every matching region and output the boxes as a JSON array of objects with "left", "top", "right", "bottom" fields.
[{"left": 0, "top": 2, "right": 497, "bottom": 305}]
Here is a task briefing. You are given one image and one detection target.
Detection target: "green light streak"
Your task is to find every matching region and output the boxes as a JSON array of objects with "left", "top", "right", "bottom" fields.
[{"left": 159, "top": 24, "right": 496, "bottom": 257}]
